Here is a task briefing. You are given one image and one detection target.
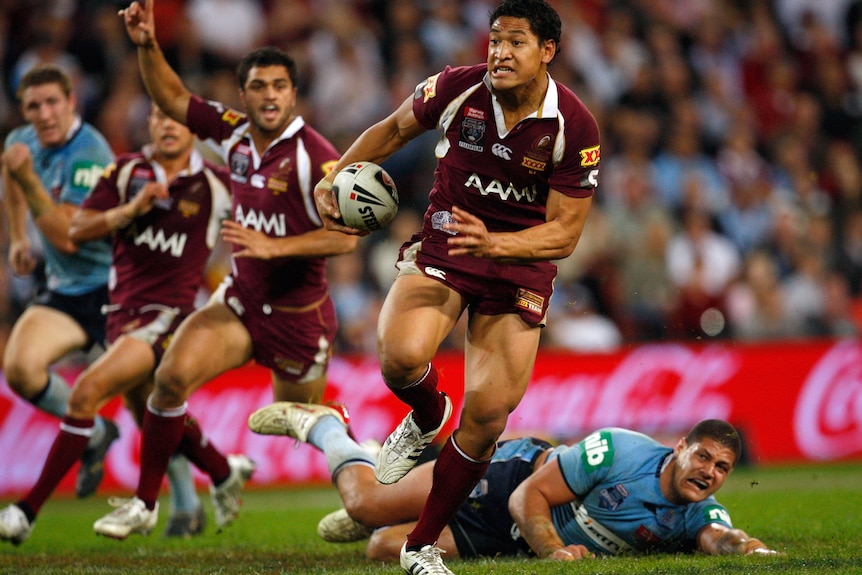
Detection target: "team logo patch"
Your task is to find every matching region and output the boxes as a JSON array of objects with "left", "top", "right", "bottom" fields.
[
  {"left": 464, "top": 106, "right": 486, "bottom": 121},
  {"left": 416, "top": 73, "right": 440, "bottom": 102},
  {"left": 459, "top": 116, "right": 486, "bottom": 152},
  {"left": 128, "top": 167, "right": 155, "bottom": 199},
  {"left": 580, "top": 431, "right": 614, "bottom": 471},
  {"left": 71, "top": 161, "right": 105, "bottom": 192},
  {"left": 274, "top": 356, "right": 304, "bottom": 376},
  {"left": 268, "top": 177, "right": 288, "bottom": 194},
  {"left": 322, "top": 159, "right": 338, "bottom": 175},
  {"left": 515, "top": 288, "right": 544, "bottom": 315},
  {"left": 580, "top": 145, "right": 601, "bottom": 167},
  {"left": 431, "top": 210, "right": 457, "bottom": 235},
  {"left": 704, "top": 505, "right": 732, "bottom": 526},
  {"left": 634, "top": 525, "right": 662, "bottom": 546},
  {"left": 230, "top": 144, "right": 251, "bottom": 183},
  {"left": 178, "top": 199, "right": 200, "bottom": 217},
  {"left": 221, "top": 108, "right": 245, "bottom": 126},
  {"left": 598, "top": 484, "right": 630, "bottom": 511},
  {"left": 521, "top": 157, "right": 546, "bottom": 171}
]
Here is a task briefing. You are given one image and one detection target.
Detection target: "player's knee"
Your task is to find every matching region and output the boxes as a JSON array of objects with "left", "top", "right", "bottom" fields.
[
  {"left": 340, "top": 495, "right": 375, "bottom": 528},
  {"left": 153, "top": 362, "right": 191, "bottom": 403},
  {"left": 66, "top": 381, "right": 101, "bottom": 419},
  {"left": 379, "top": 350, "right": 430, "bottom": 388},
  {"left": 2, "top": 360, "right": 40, "bottom": 397}
]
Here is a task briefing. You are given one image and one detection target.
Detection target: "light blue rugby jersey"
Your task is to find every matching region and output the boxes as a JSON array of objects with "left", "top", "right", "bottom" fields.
[
  {"left": 547, "top": 428, "right": 732, "bottom": 555},
  {"left": 5, "top": 118, "right": 113, "bottom": 295}
]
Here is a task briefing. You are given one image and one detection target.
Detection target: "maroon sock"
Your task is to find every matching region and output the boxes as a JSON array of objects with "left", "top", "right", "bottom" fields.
[
  {"left": 136, "top": 406, "right": 186, "bottom": 509},
  {"left": 176, "top": 413, "right": 230, "bottom": 485},
  {"left": 389, "top": 364, "right": 445, "bottom": 432},
  {"left": 20, "top": 417, "right": 92, "bottom": 515},
  {"left": 406, "top": 435, "right": 490, "bottom": 548}
]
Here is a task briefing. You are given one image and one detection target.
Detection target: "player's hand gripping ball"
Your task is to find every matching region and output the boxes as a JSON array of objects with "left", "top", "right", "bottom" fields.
[{"left": 332, "top": 162, "right": 399, "bottom": 232}]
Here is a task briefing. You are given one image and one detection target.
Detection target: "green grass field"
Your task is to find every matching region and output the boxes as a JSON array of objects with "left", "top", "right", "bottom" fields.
[{"left": 1, "top": 462, "right": 860, "bottom": 575}]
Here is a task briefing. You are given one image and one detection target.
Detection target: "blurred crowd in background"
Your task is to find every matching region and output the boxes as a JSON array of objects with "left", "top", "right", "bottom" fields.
[{"left": 3, "top": 0, "right": 862, "bottom": 358}]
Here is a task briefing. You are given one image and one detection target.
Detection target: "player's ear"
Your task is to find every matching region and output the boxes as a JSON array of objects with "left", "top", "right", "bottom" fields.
[{"left": 673, "top": 437, "right": 687, "bottom": 456}]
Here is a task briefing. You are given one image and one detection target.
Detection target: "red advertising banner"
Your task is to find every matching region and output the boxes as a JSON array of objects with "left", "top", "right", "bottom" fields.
[{"left": 1, "top": 339, "right": 860, "bottom": 497}]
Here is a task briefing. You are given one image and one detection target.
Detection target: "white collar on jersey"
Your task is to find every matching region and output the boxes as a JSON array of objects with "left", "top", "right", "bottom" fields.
[
  {"left": 483, "top": 71, "right": 560, "bottom": 119},
  {"left": 141, "top": 144, "right": 205, "bottom": 183},
  {"left": 62, "top": 115, "right": 83, "bottom": 144}
]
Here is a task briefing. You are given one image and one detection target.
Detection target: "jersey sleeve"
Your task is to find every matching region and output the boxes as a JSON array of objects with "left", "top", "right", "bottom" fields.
[
  {"left": 186, "top": 95, "right": 248, "bottom": 146},
  {"left": 687, "top": 498, "right": 733, "bottom": 539},
  {"left": 412, "top": 65, "right": 484, "bottom": 130},
  {"left": 80, "top": 159, "right": 123, "bottom": 212},
  {"left": 547, "top": 94, "right": 600, "bottom": 199},
  {"left": 554, "top": 431, "right": 614, "bottom": 497}
]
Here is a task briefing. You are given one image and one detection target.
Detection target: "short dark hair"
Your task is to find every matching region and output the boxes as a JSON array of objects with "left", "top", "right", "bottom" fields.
[
  {"left": 236, "top": 47, "right": 298, "bottom": 89},
  {"left": 17, "top": 64, "right": 72, "bottom": 100},
  {"left": 686, "top": 419, "right": 743, "bottom": 463},
  {"left": 489, "top": 0, "right": 561, "bottom": 59}
]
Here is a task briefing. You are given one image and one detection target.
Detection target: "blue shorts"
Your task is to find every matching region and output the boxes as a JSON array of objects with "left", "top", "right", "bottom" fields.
[
  {"left": 34, "top": 286, "right": 109, "bottom": 350},
  {"left": 449, "top": 437, "right": 553, "bottom": 558}
]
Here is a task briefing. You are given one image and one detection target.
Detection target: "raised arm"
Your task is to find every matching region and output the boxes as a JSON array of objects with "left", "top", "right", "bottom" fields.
[
  {"left": 508, "top": 458, "right": 594, "bottom": 561},
  {"left": 119, "top": 0, "right": 190, "bottom": 124},
  {"left": 697, "top": 524, "right": 777, "bottom": 556},
  {"left": 69, "top": 181, "right": 169, "bottom": 243}
]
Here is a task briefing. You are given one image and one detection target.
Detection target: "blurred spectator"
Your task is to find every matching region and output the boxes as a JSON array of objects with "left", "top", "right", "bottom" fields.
[
  {"left": 726, "top": 249, "right": 801, "bottom": 340},
  {"left": 544, "top": 284, "right": 623, "bottom": 353},
  {"left": 186, "top": 0, "right": 266, "bottom": 70},
  {"left": 666, "top": 206, "right": 741, "bottom": 338}
]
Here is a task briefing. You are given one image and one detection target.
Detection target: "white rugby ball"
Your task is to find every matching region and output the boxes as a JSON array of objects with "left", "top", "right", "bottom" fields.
[{"left": 332, "top": 162, "right": 399, "bottom": 231}]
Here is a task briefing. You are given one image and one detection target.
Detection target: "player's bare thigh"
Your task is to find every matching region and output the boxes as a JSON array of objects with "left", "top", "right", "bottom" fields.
[
  {"left": 3, "top": 305, "right": 89, "bottom": 395},
  {"left": 377, "top": 274, "right": 464, "bottom": 382},
  {"left": 67, "top": 335, "right": 156, "bottom": 419},
  {"left": 459, "top": 312, "right": 541, "bottom": 457},
  {"left": 155, "top": 302, "right": 253, "bottom": 398}
]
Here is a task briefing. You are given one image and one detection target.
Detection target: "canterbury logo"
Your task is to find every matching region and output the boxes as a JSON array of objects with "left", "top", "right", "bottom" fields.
[
  {"left": 424, "top": 267, "right": 446, "bottom": 280},
  {"left": 491, "top": 143, "right": 512, "bottom": 160}
]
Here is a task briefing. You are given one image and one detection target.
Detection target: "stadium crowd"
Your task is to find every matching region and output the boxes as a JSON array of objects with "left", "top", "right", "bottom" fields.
[{"left": 3, "top": 0, "right": 862, "bottom": 358}]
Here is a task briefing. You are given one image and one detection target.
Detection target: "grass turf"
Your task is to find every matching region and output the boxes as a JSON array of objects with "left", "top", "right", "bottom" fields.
[{"left": 1, "top": 462, "right": 860, "bottom": 574}]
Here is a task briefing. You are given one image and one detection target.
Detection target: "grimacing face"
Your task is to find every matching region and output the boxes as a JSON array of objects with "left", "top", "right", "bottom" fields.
[
  {"left": 20, "top": 82, "right": 77, "bottom": 148},
  {"left": 666, "top": 437, "right": 735, "bottom": 504},
  {"left": 486, "top": 16, "right": 554, "bottom": 93},
  {"left": 239, "top": 65, "right": 297, "bottom": 135}
]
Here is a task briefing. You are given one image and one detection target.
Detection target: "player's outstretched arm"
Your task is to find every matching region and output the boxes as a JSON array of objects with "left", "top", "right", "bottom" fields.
[
  {"left": 119, "top": 0, "right": 190, "bottom": 124},
  {"left": 698, "top": 524, "right": 779, "bottom": 555},
  {"left": 509, "top": 459, "right": 595, "bottom": 560}
]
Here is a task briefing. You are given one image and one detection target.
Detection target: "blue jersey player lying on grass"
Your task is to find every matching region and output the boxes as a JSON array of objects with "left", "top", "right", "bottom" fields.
[{"left": 248, "top": 403, "right": 779, "bottom": 562}]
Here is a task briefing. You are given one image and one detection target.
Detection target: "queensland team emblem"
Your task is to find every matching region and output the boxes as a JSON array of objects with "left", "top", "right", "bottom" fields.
[
  {"left": 459, "top": 117, "right": 485, "bottom": 152},
  {"left": 230, "top": 145, "right": 251, "bottom": 183}
]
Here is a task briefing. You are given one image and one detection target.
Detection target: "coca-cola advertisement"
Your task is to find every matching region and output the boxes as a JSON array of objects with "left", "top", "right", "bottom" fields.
[{"left": 1, "top": 340, "right": 860, "bottom": 496}]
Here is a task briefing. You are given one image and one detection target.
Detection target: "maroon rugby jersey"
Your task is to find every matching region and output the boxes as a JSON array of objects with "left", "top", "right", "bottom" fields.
[
  {"left": 82, "top": 148, "right": 232, "bottom": 313},
  {"left": 186, "top": 95, "right": 340, "bottom": 307},
  {"left": 412, "top": 64, "right": 600, "bottom": 238}
]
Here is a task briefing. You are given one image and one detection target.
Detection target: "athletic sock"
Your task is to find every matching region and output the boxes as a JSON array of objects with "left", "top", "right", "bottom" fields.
[
  {"left": 307, "top": 416, "right": 375, "bottom": 477},
  {"left": 30, "top": 372, "right": 70, "bottom": 418},
  {"left": 29, "top": 372, "right": 108, "bottom": 449},
  {"left": 388, "top": 363, "right": 445, "bottom": 433},
  {"left": 176, "top": 413, "right": 230, "bottom": 486},
  {"left": 165, "top": 454, "right": 200, "bottom": 514},
  {"left": 406, "top": 435, "right": 490, "bottom": 549},
  {"left": 136, "top": 399, "right": 187, "bottom": 510},
  {"left": 20, "top": 417, "right": 93, "bottom": 516}
]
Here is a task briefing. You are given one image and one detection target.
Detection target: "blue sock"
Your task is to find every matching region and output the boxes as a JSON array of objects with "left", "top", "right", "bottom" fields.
[
  {"left": 31, "top": 372, "right": 70, "bottom": 418},
  {"left": 307, "top": 416, "right": 375, "bottom": 477},
  {"left": 166, "top": 454, "right": 200, "bottom": 513}
]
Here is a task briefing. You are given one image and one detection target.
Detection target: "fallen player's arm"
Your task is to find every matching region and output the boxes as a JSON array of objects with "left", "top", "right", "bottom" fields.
[
  {"left": 509, "top": 459, "right": 594, "bottom": 560},
  {"left": 697, "top": 524, "right": 778, "bottom": 555}
]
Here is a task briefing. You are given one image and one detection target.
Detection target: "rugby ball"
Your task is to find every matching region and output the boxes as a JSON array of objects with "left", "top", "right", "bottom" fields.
[{"left": 332, "top": 162, "right": 399, "bottom": 232}]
